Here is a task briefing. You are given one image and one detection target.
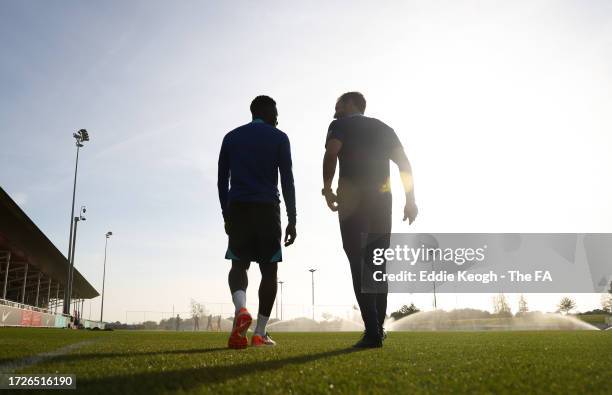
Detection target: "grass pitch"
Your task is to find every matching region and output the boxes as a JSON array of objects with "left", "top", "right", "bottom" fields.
[{"left": 1, "top": 328, "right": 611, "bottom": 394}]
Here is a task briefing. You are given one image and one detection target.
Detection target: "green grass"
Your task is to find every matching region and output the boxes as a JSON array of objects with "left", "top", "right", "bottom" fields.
[{"left": 1, "top": 328, "right": 611, "bottom": 394}]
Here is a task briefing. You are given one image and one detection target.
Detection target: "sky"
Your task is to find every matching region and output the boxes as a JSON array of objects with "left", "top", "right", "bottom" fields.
[{"left": 1, "top": 0, "right": 611, "bottom": 323}]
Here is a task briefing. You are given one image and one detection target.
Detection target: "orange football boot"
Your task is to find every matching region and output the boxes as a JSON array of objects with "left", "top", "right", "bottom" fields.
[
  {"left": 251, "top": 332, "right": 277, "bottom": 347},
  {"left": 227, "top": 307, "right": 252, "bottom": 349}
]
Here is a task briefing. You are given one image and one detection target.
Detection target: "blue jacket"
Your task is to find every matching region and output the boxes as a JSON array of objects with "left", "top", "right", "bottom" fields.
[{"left": 217, "top": 120, "right": 296, "bottom": 224}]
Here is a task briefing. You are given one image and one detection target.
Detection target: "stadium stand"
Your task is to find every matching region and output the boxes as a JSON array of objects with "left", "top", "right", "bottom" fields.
[{"left": 0, "top": 186, "right": 103, "bottom": 328}]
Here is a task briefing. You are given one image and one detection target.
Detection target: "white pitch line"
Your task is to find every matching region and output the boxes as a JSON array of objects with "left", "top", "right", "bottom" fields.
[{"left": 0, "top": 340, "right": 96, "bottom": 373}]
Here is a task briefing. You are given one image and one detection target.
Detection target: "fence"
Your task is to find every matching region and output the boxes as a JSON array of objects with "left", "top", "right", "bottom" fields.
[
  {"left": 124, "top": 303, "right": 360, "bottom": 325},
  {"left": 0, "top": 298, "right": 104, "bottom": 329}
]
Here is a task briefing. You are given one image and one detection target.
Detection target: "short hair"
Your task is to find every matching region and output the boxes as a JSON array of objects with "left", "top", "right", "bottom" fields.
[
  {"left": 250, "top": 95, "right": 276, "bottom": 118},
  {"left": 338, "top": 91, "right": 366, "bottom": 113}
]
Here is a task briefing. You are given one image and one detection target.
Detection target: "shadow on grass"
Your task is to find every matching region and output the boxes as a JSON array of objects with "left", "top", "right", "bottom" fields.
[
  {"left": 0, "top": 346, "right": 230, "bottom": 366},
  {"left": 31, "top": 346, "right": 230, "bottom": 365},
  {"left": 77, "top": 347, "right": 361, "bottom": 393}
]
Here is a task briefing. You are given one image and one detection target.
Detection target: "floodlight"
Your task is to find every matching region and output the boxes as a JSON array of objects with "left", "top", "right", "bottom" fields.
[{"left": 79, "top": 129, "right": 90, "bottom": 142}]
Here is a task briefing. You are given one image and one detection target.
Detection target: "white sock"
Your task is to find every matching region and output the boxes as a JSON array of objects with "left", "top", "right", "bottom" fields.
[
  {"left": 255, "top": 314, "right": 269, "bottom": 336},
  {"left": 232, "top": 290, "right": 246, "bottom": 314}
]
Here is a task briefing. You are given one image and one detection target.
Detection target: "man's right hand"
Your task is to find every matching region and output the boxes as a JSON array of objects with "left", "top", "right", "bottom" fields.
[{"left": 323, "top": 190, "right": 339, "bottom": 212}]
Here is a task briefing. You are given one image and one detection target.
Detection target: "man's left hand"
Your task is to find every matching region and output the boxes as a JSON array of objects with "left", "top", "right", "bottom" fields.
[
  {"left": 403, "top": 202, "right": 418, "bottom": 225},
  {"left": 284, "top": 223, "right": 297, "bottom": 246}
]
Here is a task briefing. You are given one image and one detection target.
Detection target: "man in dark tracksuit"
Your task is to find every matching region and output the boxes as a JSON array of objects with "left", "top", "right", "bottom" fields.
[
  {"left": 322, "top": 92, "right": 418, "bottom": 348},
  {"left": 218, "top": 95, "right": 297, "bottom": 349}
]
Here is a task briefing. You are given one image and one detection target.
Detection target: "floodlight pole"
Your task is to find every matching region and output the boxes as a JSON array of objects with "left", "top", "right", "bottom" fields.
[
  {"left": 63, "top": 145, "right": 80, "bottom": 314},
  {"left": 309, "top": 269, "right": 316, "bottom": 321},
  {"left": 64, "top": 129, "right": 89, "bottom": 314},
  {"left": 278, "top": 280, "right": 284, "bottom": 321},
  {"left": 100, "top": 231, "right": 112, "bottom": 323},
  {"left": 426, "top": 248, "right": 437, "bottom": 310},
  {"left": 431, "top": 260, "right": 437, "bottom": 310},
  {"left": 68, "top": 215, "right": 80, "bottom": 304},
  {"left": 68, "top": 206, "right": 86, "bottom": 312}
]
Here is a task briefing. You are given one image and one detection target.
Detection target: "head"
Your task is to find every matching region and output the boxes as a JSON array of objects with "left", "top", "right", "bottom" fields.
[
  {"left": 250, "top": 95, "right": 278, "bottom": 126},
  {"left": 334, "top": 91, "right": 366, "bottom": 119}
]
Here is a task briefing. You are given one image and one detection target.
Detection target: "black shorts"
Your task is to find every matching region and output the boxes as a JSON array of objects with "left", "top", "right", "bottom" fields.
[{"left": 225, "top": 201, "right": 282, "bottom": 264}]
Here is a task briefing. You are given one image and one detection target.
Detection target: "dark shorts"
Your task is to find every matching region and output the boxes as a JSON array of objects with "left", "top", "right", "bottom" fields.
[{"left": 225, "top": 201, "right": 282, "bottom": 264}]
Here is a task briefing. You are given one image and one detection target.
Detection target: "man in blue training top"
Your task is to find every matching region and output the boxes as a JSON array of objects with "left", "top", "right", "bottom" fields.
[{"left": 218, "top": 95, "right": 297, "bottom": 349}]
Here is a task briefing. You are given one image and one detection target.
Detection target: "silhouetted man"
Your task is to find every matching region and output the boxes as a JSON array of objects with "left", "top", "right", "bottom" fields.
[
  {"left": 218, "top": 95, "right": 297, "bottom": 348},
  {"left": 322, "top": 92, "right": 418, "bottom": 348},
  {"left": 193, "top": 313, "right": 200, "bottom": 331}
]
